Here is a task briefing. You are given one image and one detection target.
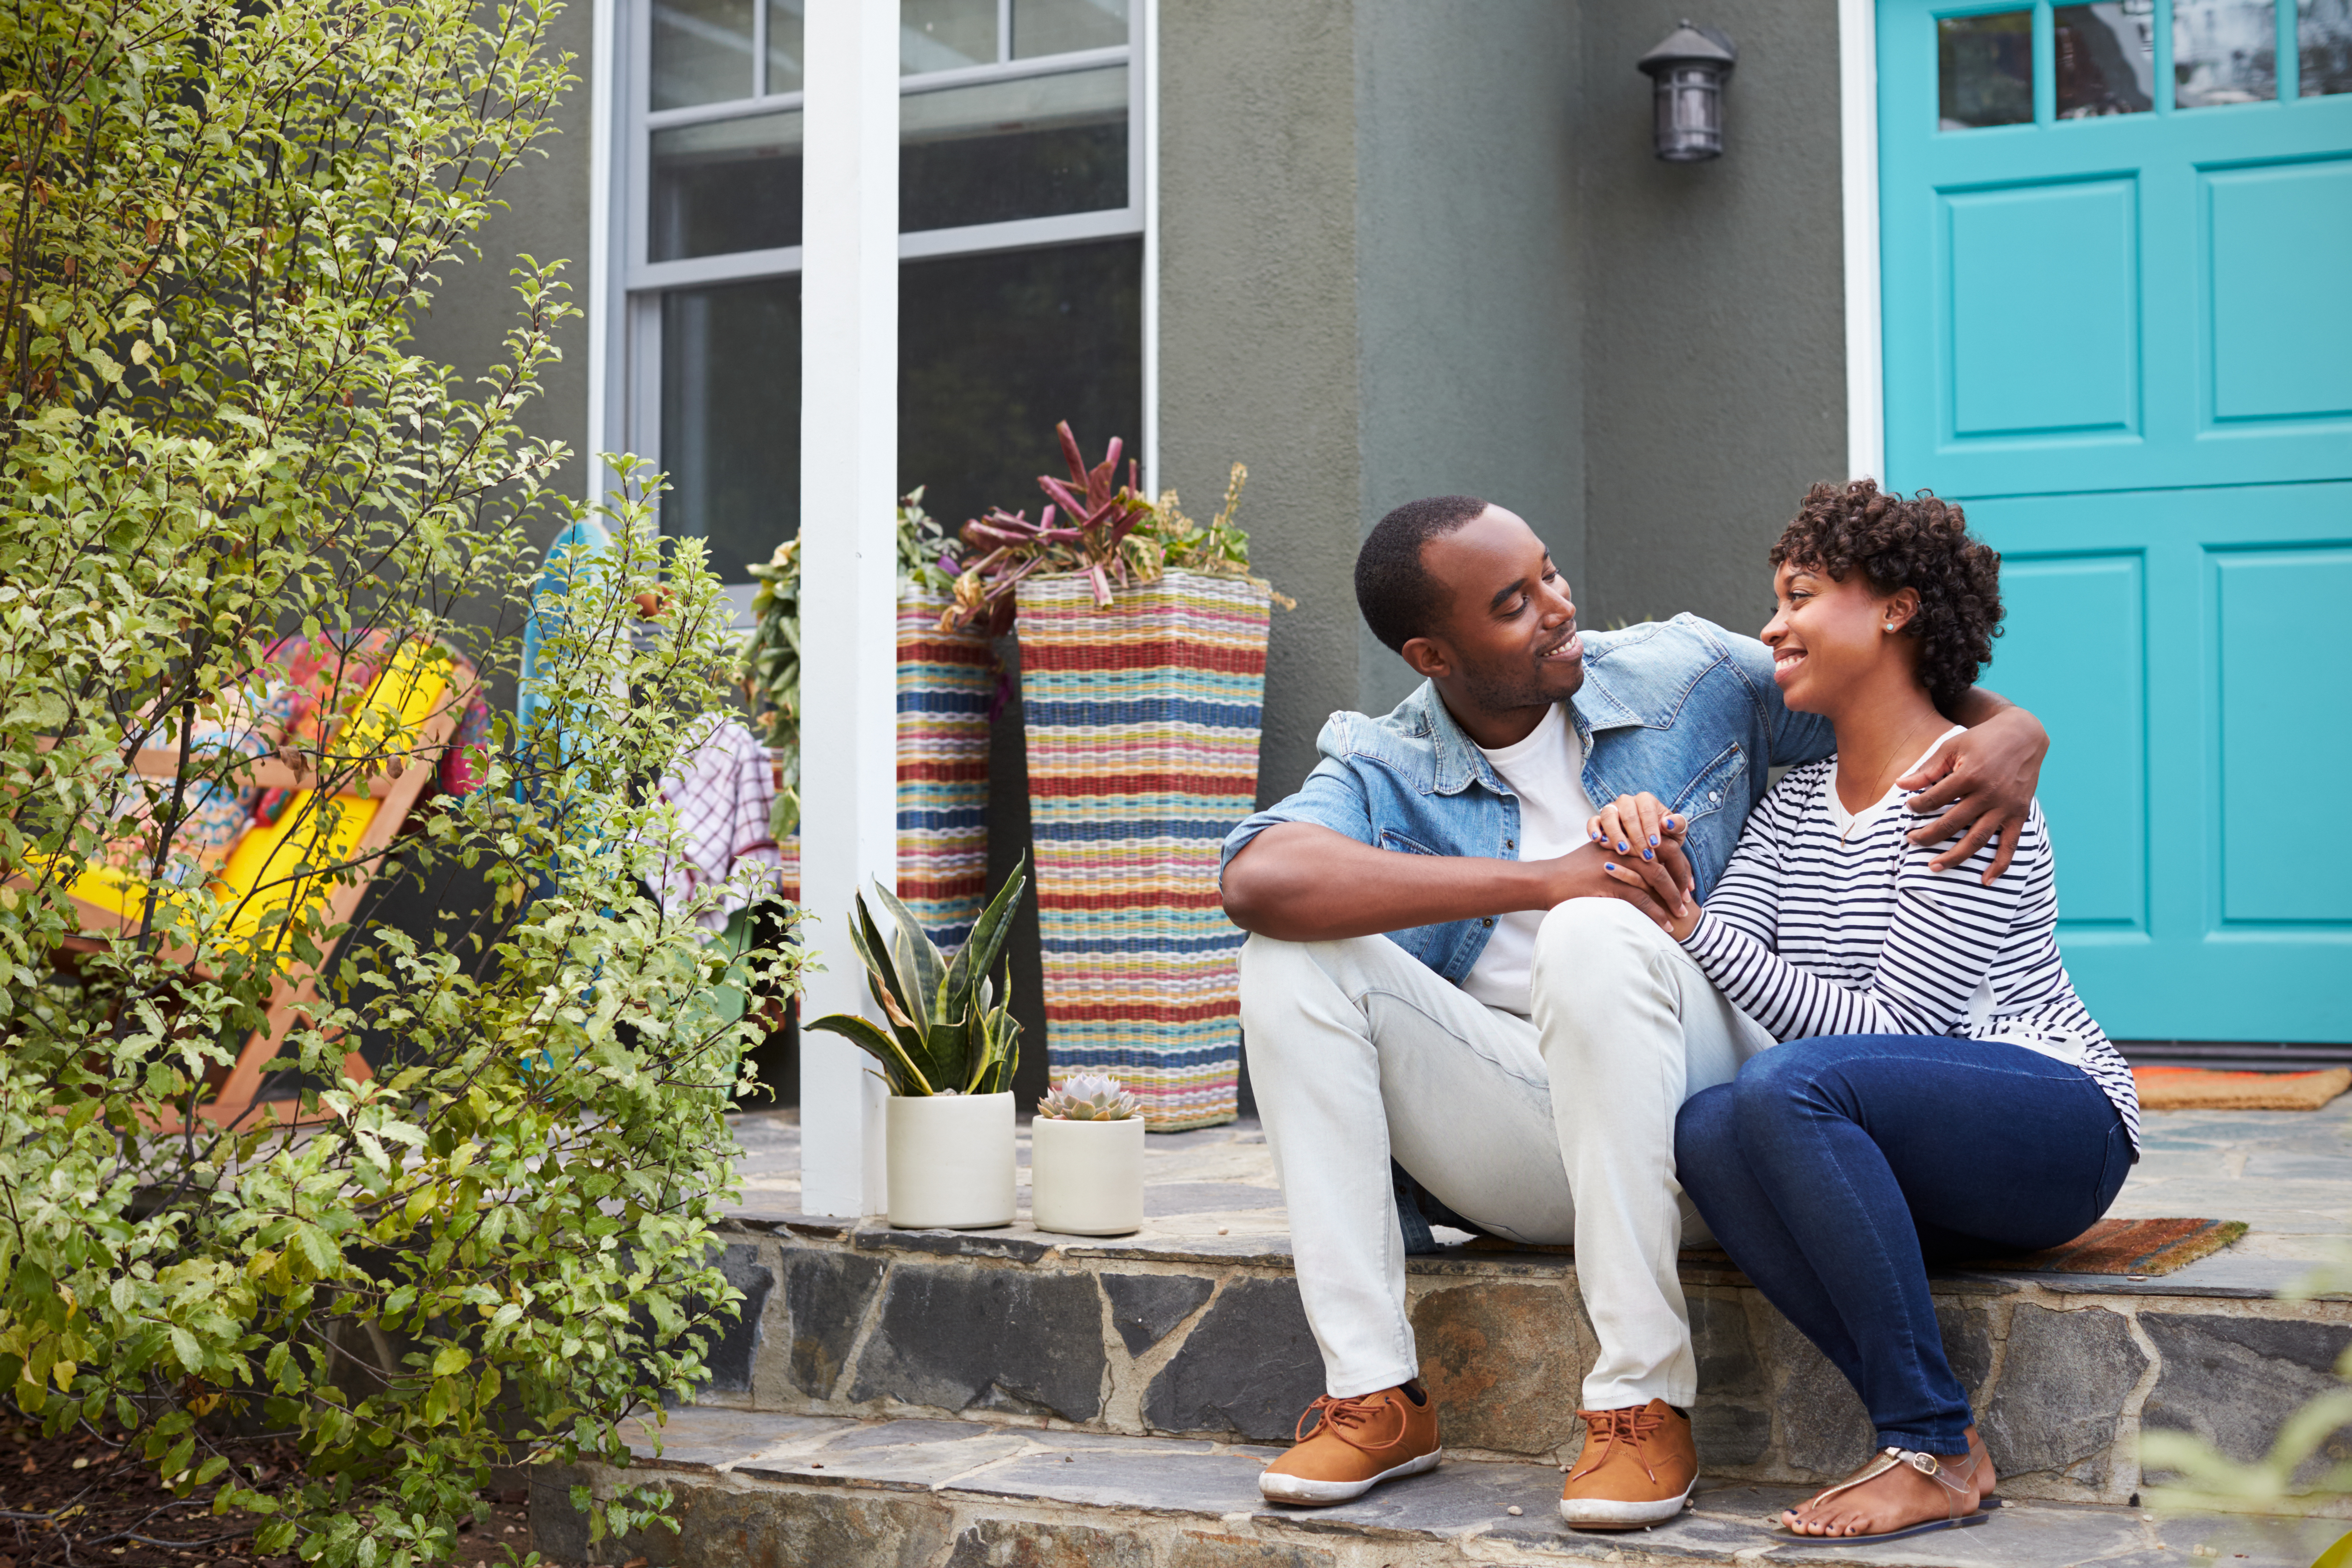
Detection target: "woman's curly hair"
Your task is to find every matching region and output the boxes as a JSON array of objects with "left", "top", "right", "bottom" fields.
[{"left": 1770, "top": 480, "right": 2003, "bottom": 710}]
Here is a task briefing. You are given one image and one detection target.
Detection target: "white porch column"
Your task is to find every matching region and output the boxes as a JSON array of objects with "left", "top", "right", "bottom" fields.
[{"left": 797, "top": 0, "right": 899, "bottom": 1219}]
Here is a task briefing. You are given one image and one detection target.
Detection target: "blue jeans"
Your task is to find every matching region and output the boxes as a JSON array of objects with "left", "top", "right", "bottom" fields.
[{"left": 1675, "top": 1034, "right": 2132, "bottom": 1453}]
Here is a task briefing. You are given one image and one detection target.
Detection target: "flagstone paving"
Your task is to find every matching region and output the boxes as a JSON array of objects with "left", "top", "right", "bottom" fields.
[
  {"left": 535, "top": 1404, "right": 2352, "bottom": 1567},
  {"left": 726, "top": 1091, "right": 2352, "bottom": 1289}
]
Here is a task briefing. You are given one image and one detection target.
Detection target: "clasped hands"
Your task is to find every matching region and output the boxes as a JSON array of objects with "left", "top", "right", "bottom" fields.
[{"left": 1554, "top": 723, "right": 2048, "bottom": 940}]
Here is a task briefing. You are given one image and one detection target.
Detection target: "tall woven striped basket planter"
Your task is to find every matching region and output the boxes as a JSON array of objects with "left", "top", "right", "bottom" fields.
[
  {"left": 776, "top": 589, "right": 995, "bottom": 952},
  {"left": 1014, "top": 569, "right": 1271, "bottom": 1131}
]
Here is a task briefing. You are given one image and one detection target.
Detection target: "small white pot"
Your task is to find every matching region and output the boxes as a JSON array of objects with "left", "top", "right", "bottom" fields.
[
  {"left": 886, "top": 1092, "right": 1016, "bottom": 1229},
  {"left": 1029, "top": 1115, "right": 1145, "bottom": 1236}
]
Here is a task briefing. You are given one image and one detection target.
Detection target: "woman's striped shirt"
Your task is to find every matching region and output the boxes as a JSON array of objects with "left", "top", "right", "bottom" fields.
[{"left": 1678, "top": 746, "right": 2140, "bottom": 1150}]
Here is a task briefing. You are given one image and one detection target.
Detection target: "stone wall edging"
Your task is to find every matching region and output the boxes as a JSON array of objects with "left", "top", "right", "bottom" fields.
[{"left": 697, "top": 1222, "right": 2352, "bottom": 1510}]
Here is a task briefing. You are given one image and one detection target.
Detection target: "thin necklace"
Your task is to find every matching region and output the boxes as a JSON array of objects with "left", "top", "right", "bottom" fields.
[{"left": 1838, "top": 718, "right": 1948, "bottom": 843}]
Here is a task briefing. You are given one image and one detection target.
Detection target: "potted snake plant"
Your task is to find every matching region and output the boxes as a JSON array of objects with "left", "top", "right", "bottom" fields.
[
  {"left": 1029, "top": 1073, "right": 1145, "bottom": 1236},
  {"left": 805, "top": 856, "right": 1027, "bottom": 1228}
]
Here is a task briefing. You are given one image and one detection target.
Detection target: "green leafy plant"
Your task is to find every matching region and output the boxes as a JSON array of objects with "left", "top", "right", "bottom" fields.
[
  {"left": 0, "top": 0, "right": 793, "bottom": 1560},
  {"left": 1038, "top": 1072, "right": 1139, "bottom": 1121},
  {"left": 804, "top": 857, "right": 1029, "bottom": 1097},
  {"left": 742, "top": 490, "right": 955, "bottom": 838}
]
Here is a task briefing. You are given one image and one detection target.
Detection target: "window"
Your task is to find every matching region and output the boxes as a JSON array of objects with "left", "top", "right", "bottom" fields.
[{"left": 617, "top": 0, "right": 1145, "bottom": 584}]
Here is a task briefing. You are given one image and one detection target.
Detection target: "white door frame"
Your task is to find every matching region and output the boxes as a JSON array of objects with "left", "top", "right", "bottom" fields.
[{"left": 1839, "top": 0, "right": 1886, "bottom": 486}]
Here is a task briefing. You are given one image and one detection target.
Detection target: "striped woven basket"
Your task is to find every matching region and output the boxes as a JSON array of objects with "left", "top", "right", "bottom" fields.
[
  {"left": 777, "top": 589, "right": 995, "bottom": 953},
  {"left": 1014, "top": 569, "right": 1271, "bottom": 1131}
]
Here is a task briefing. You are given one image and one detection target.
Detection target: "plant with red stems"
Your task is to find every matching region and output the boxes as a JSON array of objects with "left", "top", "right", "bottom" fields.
[{"left": 940, "top": 422, "right": 1158, "bottom": 636}]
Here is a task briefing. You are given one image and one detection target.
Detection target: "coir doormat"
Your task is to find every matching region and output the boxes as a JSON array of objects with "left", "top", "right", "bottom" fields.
[
  {"left": 1973, "top": 1216, "right": 2248, "bottom": 1277},
  {"left": 2133, "top": 1065, "right": 2352, "bottom": 1112}
]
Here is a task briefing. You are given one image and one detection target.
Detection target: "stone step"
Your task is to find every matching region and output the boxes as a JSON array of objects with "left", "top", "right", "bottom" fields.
[
  {"left": 694, "top": 1210, "right": 2352, "bottom": 1514},
  {"left": 530, "top": 1405, "right": 2347, "bottom": 1567},
  {"left": 702, "top": 1105, "right": 2352, "bottom": 1519}
]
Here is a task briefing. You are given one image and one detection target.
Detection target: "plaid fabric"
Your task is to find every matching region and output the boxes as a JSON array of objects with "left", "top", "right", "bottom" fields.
[
  {"left": 1014, "top": 570, "right": 1270, "bottom": 1131},
  {"left": 776, "top": 591, "right": 995, "bottom": 954},
  {"left": 656, "top": 716, "right": 782, "bottom": 935}
]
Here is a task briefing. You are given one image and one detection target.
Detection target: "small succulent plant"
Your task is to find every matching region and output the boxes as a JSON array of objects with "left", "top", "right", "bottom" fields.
[{"left": 1038, "top": 1073, "right": 1140, "bottom": 1122}]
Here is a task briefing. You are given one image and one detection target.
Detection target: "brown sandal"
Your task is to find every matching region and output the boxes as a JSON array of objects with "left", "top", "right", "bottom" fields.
[{"left": 1779, "top": 1445, "right": 1990, "bottom": 1544}]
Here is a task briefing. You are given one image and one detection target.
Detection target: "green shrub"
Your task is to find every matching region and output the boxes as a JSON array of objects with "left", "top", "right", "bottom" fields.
[{"left": 0, "top": 1, "right": 797, "bottom": 1562}]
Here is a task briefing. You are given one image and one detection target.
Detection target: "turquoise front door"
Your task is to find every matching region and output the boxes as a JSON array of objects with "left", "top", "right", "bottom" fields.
[{"left": 1879, "top": 0, "right": 2352, "bottom": 1043}]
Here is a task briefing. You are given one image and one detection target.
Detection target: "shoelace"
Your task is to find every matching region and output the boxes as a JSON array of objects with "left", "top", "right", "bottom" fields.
[
  {"left": 1568, "top": 1405, "right": 1668, "bottom": 1484},
  {"left": 1294, "top": 1391, "right": 1408, "bottom": 1453}
]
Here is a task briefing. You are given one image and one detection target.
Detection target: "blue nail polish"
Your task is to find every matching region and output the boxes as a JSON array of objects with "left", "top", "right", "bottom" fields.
[
  {"left": 1643, "top": 849, "right": 1654, "bottom": 860},
  {"left": 1617, "top": 840, "right": 1629, "bottom": 853},
  {"left": 1605, "top": 863, "right": 1619, "bottom": 874},
  {"left": 1649, "top": 834, "right": 1660, "bottom": 847}
]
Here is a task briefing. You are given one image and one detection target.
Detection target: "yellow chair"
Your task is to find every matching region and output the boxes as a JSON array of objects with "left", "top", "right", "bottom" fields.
[{"left": 55, "top": 639, "right": 473, "bottom": 1130}]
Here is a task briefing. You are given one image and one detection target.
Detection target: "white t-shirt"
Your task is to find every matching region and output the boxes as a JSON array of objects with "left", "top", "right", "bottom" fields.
[{"left": 1461, "top": 703, "right": 1598, "bottom": 1015}]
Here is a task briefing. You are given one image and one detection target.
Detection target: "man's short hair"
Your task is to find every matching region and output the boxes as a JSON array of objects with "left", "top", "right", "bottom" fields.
[{"left": 1355, "top": 495, "right": 1491, "bottom": 653}]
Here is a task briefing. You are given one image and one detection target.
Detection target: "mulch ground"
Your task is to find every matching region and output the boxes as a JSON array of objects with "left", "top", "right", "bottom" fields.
[{"left": 0, "top": 1407, "right": 552, "bottom": 1568}]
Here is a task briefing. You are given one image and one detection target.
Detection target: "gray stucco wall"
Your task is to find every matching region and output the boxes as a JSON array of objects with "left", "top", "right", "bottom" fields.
[
  {"left": 404, "top": 0, "right": 597, "bottom": 573},
  {"left": 1352, "top": 1, "right": 1586, "bottom": 716},
  {"left": 1156, "top": 0, "right": 1364, "bottom": 810},
  {"left": 1573, "top": 0, "right": 1849, "bottom": 636},
  {"left": 1157, "top": 0, "right": 1591, "bottom": 804}
]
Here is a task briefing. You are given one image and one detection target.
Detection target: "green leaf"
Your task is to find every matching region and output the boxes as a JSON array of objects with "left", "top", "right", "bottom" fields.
[
  {"left": 872, "top": 882, "right": 946, "bottom": 1025},
  {"left": 804, "top": 1013, "right": 932, "bottom": 1096},
  {"left": 850, "top": 891, "right": 916, "bottom": 1032},
  {"left": 431, "top": 1344, "right": 470, "bottom": 1377},
  {"left": 940, "top": 851, "right": 1028, "bottom": 1024}
]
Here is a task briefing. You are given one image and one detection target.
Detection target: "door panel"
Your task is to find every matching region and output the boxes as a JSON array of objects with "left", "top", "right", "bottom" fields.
[
  {"left": 2215, "top": 546, "right": 2352, "bottom": 924},
  {"left": 1960, "top": 484, "right": 2352, "bottom": 1041},
  {"left": 1945, "top": 178, "right": 2141, "bottom": 439},
  {"left": 2203, "top": 158, "right": 2352, "bottom": 425},
  {"left": 1992, "top": 551, "right": 2147, "bottom": 929}
]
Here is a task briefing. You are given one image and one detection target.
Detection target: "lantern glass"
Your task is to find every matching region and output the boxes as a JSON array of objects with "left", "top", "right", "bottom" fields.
[{"left": 1653, "top": 63, "right": 1725, "bottom": 161}]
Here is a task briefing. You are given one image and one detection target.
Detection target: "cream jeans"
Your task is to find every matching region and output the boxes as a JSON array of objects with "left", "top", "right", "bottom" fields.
[{"left": 1239, "top": 897, "right": 1774, "bottom": 1410}]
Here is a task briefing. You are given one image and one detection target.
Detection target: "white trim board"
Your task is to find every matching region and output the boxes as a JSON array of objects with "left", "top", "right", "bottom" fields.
[
  {"left": 1838, "top": 0, "right": 1885, "bottom": 486},
  {"left": 586, "top": 0, "right": 619, "bottom": 500},
  {"left": 1140, "top": 0, "right": 1159, "bottom": 495}
]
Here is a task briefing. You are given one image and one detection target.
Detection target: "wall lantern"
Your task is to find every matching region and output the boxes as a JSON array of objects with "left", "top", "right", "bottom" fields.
[{"left": 1637, "top": 21, "right": 1738, "bottom": 162}]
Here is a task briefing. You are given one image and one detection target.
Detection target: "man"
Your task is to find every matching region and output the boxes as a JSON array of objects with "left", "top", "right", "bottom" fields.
[{"left": 1219, "top": 496, "right": 2048, "bottom": 1529}]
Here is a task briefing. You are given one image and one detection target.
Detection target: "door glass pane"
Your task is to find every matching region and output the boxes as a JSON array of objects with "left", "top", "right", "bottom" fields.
[
  {"left": 1012, "top": 0, "right": 1129, "bottom": 58},
  {"left": 651, "top": 109, "right": 803, "bottom": 260},
  {"left": 767, "top": 0, "right": 805, "bottom": 93},
  {"left": 902, "top": 66, "right": 1127, "bottom": 231},
  {"left": 652, "top": 0, "right": 754, "bottom": 110},
  {"left": 903, "top": 0, "right": 998, "bottom": 74},
  {"left": 901, "top": 239, "right": 1142, "bottom": 538},
  {"left": 661, "top": 278, "right": 802, "bottom": 584},
  {"left": 1939, "top": 10, "right": 2034, "bottom": 129},
  {"left": 2175, "top": 0, "right": 2279, "bottom": 105},
  {"left": 2056, "top": 3, "right": 2157, "bottom": 115},
  {"left": 2302, "top": 0, "right": 2352, "bottom": 93}
]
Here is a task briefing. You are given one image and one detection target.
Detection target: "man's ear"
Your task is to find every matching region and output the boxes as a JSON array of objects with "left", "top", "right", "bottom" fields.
[{"left": 1401, "top": 636, "right": 1451, "bottom": 679}]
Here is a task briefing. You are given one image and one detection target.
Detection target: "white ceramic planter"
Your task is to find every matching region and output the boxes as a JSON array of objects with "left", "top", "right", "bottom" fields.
[
  {"left": 886, "top": 1092, "right": 1016, "bottom": 1229},
  {"left": 1029, "top": 1115, "right": 1145, "bottom": 1236}
]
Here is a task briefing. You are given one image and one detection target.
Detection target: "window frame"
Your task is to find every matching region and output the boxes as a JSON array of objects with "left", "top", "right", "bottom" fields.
[{"left": 605, "top": 0, "right": 1151, "bottom": 524}]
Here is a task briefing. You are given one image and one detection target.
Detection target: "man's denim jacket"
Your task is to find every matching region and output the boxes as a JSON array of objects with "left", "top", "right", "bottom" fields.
[{"left": 1219, "top": 614, "right": 1836, "bottom": 985}]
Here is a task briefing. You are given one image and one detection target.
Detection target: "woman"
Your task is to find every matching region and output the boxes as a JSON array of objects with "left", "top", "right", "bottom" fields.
[{"left": 1585, "top": 480, "right": 2138, "bottom": 1544}]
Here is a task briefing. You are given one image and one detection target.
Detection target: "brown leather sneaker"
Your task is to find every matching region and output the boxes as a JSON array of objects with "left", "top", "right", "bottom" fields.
[
  {"left": 1257, "top": 1383, "right": 1442, "bottom": 1505},
  {"left": 1558, "top": 1399, "right": 1697, "bottom": 1529}
]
